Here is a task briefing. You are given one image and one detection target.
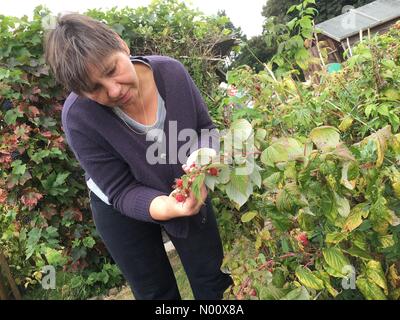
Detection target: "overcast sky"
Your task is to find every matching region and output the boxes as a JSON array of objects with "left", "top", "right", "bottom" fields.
[{"left": 0, "top": 0, "right": 266, "bottom": 37}]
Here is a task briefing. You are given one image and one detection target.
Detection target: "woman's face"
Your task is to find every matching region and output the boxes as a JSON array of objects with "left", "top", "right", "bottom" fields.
[{"left": 83, "top": 51, "right": 140, "bottom": 109}]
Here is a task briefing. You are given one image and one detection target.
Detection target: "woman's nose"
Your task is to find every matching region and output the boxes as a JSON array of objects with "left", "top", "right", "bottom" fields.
[{"left": 106, "top": 81, "right": 122, "bottom": 99}]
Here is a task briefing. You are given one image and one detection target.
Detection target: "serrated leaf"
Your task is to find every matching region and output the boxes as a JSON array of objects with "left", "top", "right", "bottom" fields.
[
  {"left": 378, "top": 235, "right": 395, "bottom": 249},
  {"left": 310, "top": 126, "right": 341, "bottom": 151},
  {"left": 334, "top": 193, "right": 350, "bottom": 218},
  {"left": 317, "top": 271, "right": 338, "bottom": 297},
  {"left": 261, "top": 138, "right": 304, "bottom": 167},
  {"left": 259, "top": 285, "right": 287, "bottom": 300},
  {"left": 325, "top": 232, "right": 347, "bottom": 244},
  {"left": 345, "top": 246, "right": 372, "bottom": 260},
  {"left": 295, "top": 266, "right": 325, "bottom": 290},
  {"left": 340, "top": 162, "right": 355, "bottom": 190},
  {"left": 280, "top": 286, "right": 310, "bottom": 300},
  {"left": 192, "top": 173, "right": 205, "bottom": 202},
  {"left": 366, "top": 261, "right": 388, "bottom": 294},
  {"left": 356, "top": 277, "right": 387, "bottom": 300},
  {"left": 229, "top": 119, "right": 253, "bottom": 148},
  {"left": 343, "top": 203, "right": 369, "bottom": 232},
  {"left": 262, "top": 172, "right": 281, "bottom": 190},
  {"left": 360, "top": 125, "right": 392, "bottom": 167},
  {"left": 241, "top": 211, "right": 258, "bottom": 223},
  {"left": 255, "top": 128, "right": 267, "bottom": 141},
  {"left": 338, "top": 116, "right": 354, "bottom": 132},
  {"left": 322, "top": 247, "right": 350, "bottom": 276}
]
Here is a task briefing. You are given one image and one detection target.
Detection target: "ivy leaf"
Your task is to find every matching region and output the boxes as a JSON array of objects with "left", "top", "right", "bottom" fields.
[
  {"left": 4, "top": 108, "right": 23, "bottom": 125},
  {"left": 21, "top": 189, "right": 43, "bottom": 210},
  {"left": 82, "top": 236, "right": 96, "bottom": 249},
  {"left": 11, "top": 160, "right": 26, "bottom": 176},
  {"left": 310, "top": 126, "right": 341, "bottom": 152},
  {"left": 295, "top": 266, "right": 325, "bottom": 290}
]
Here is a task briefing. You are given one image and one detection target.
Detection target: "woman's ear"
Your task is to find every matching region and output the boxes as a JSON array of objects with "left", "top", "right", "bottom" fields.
[{"left": 117, "top": 36, "right": 130, "bottom": 55}]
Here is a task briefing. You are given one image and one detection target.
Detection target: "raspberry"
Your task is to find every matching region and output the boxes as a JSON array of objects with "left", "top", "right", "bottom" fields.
[
  {"left": 297, "top": 232, "right": 309, "bottom": 246},
  {"left": 208, "top": 167, "right": 219, "bottom": 176},
  {"left": 175, "top": 193, "right": 186, "bottom": 203},
  {"left": 175, "top": 179, "right": 183, "bottom": 188}
]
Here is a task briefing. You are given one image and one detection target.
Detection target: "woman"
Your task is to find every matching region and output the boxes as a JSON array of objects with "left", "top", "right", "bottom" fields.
[{"left": 44, "top": 13, "right": 232, "bottom": 300}]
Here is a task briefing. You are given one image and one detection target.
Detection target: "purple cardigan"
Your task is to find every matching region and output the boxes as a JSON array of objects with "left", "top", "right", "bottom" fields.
[{"left": 61, "top": 56, "right": 219, "bottom": 238}]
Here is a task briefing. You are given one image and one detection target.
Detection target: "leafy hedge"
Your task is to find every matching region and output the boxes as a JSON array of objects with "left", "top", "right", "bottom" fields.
[{"left": 0, "top": 1, "right": 235, "bottom": 298}]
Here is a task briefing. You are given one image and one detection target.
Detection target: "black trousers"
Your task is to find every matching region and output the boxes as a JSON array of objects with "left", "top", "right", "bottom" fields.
[{"left": 89, "top": 190, "right": 233, "bottom": 300}]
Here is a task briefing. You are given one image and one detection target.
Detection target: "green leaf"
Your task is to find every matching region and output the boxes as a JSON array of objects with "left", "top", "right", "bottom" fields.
[
  {"left": 280, "top": 286, "right": 310, "bottom": 300},
  {"left": 54, "top": 172, "right": 71, "bottom": 187},
  {"left": 325, "top": 232, "right": 347, "bottom": 244},
  {"left": 192, "top": 173, "right": 205, "bottom": 202},
  {"left": 356, "top": 277, "right": 387, "bottom": 300},
  {"left": 360, "top": 125, "right": 392, "bottom": 167},
  {"left": 11, "top": 160, "right": 26, "bottom": 176},
  {"left": 343, "top": 203, "right": 369, "bottom": 232},
  {"left": 340, "top": 162, "right": 355, "bottom": 190},
  {"left": 366, "top": 261, "right": 388, "bottom": 295},
  {"left": 255, "top": 128, "right": 267, "bottom": 141},
  {"left": 261, "top": 138, "right": 304, "bottom": 167},
  {"left": 229, "top": 118, "right": 253, "bottom": 148},
  {"left": 378, "top": 235, "right": 395, "bottom": 249},
  {"left": 322, "top": 247, "right": 350, "bottom": 276},
  {"left": 259, "top": 285, "right": 287, "bottom": 300},
  {"left": 241, "top": 211, "right": 258, "bottom": 223},
  {"left": 226, "top": 172, "right": 252, "bottom": 208},
  {"left": 295, "top": 266, "right": 325, "bottom": 290},
  {"left": 310, "top": 126, "right": 341, "bottom": 151},
  {"left": 345, "top": 246, "right": 372, "bottom": 260},
  {"left": 338, "top": 116, "right": 353, "bottom": 132},
  {"left": 334, "top": 193, "right": 350, "bottom": 218},
  {"left": 317, "top": 271, "right": 338, "bottom": 297},
  {"left": 262, "top": 172, "right": 281, "bottom": 190},
  {"left": 82, "top": 236, "right": 96, "bottom": 249},
  {"left": 4, "top": 108, "right": 23, "bottom": 125}
]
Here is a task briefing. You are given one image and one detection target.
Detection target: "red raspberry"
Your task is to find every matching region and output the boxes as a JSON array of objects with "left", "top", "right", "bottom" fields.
[
  {"left": 249, "top": 289, "right": 257, "bottom": 297},
  {"left": 208, "top": 167, "right": 219, "bottom": 176},
  {"left": 190, "top": 163, "right": 196, "bottom": 168},
  {"left": 297, "top": 232, "right": 309, "bottom": 246},
  {"left": 175, "top": 193, "right": 186, "bottom": 203},
  {"left": 175, "top": 179, "right": 183, "bottom": 188}
]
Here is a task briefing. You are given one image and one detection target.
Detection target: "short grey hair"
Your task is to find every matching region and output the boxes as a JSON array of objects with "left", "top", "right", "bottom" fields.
[{"left": 44, "top": 13, "right": 125, "bottom": 95}]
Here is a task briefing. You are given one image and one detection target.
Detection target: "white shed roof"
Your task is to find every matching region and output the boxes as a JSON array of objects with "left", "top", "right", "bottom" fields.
[{"left": 315, "top": 0, "right": 400, "bottom": 41}]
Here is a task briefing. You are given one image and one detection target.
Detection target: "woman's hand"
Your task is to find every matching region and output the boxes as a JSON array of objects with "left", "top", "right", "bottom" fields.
[
  {"left": 149, "top": 164, "right": 208, "bottom": 221},
  {"left": 167, "top": 164, "right": 208, "bottom": 217}
]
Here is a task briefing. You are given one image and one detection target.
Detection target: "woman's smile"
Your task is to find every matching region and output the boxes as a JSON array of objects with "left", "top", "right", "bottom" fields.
[{"left": 119, "top": 89, "right": 132, "bottom": 105}]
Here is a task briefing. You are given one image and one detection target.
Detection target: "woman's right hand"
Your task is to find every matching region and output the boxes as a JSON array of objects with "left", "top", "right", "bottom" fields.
[{"left": 167, "top": 182, "right": 208, "bottom": 217}]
